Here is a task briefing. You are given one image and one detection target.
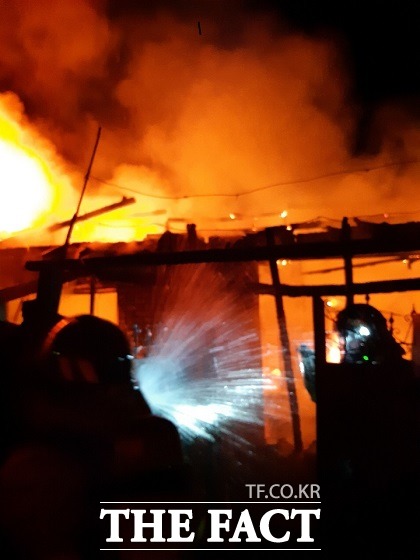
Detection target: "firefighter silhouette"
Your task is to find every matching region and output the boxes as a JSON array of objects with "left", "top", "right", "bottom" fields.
[
  {"left": 319, "top": 304, "right": 419, "bottom": 554},
  {"left": 335, "top": 303, "right": 405, "bottom": 365},
  {"left": 298, "top": 303, "right": 409, "bottom": 403},
  {"left": 0, "top": 314, "right": 187, "bottom": 559},
  {"left": 43, "top": 314, "right": 146, "bottom": 386}
]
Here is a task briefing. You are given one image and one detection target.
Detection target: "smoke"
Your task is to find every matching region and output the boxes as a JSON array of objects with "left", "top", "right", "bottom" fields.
[{"left": 0, "top": 0, "right": 419, "bottom": 231}]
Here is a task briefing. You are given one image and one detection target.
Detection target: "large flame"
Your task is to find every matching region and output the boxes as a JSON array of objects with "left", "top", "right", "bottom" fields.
[
  {"left": 0, "top": 95, "right": 162, "bottom": 244},
  {"left": 70, "top": 219, "right": 163, "bottom": 244},
  {"left": 0, "top": 104, "right": 55, "bottom": 237}
]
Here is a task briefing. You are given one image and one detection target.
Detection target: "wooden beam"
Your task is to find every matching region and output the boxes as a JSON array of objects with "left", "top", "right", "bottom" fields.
[
  {"left": 48, "top": 197, "right": 136, "bottom": 232},
  {"left": 250, "top": 278, "right": 420, "bottom": 297},
  {"left": 1, "top": 197, "right": 135, "bottom": 247},
  {"left": 25, "top": 235, "right": 420, "bottom": 273},
  {"left": 0, "top": 281, "right": 38, "bottom": 302},
  {"left": 341, "top": 217, "right": 354, "bottom": 305},
  {"left": 266, "top": 228, "right": 303, "bottom": 454}
]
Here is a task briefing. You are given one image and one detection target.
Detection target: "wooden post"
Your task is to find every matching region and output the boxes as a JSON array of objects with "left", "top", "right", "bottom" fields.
[
  {"left": 312, "top": 295, "right": 326, "bottom": 481},
  {"left": 312, "top": 295, "right": 327, "bottom": 372},
  {"left": 341, "top": 217, "right": 354, "bottom": 306},
  {"left": 64, "top": 126, "right": 102, "bottom": 251},
  {"left": 89, "top": 276, "right": 96, "bottom": 315},
  {"left": 32, "top": 127, "right": 102, "bottom": 324},
  {"left": 266, "top": 227, "right": 303, "bottom": 454}
]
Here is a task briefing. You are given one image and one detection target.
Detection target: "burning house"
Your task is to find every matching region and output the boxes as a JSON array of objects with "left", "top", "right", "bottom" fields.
[
  {"left": 1, "top": 2, "right": 420, "bottom": 553},
  {"left": 2, "top": 216, "right": 419, "bottom": 455}
]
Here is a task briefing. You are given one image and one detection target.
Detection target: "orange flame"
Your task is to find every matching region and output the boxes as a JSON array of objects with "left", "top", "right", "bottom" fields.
[
  {"left": 0, "top": 108, "right": 57, "bottom": 236},
  {"left": 69, "top": 219, "right": 164, "bottom": 244},
  {"left": 0, "top": 96, "right": 164, "bottom": 244}
]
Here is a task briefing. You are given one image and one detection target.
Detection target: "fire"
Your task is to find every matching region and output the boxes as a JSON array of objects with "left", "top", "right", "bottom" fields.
[
  {"left": 0, "top": 93, "right": 168, "bottom": 245},
  {"left": 0, "top": 103, "right": 55, "bottom": 237},
  {"left": 70, "top": 219, "right": 163, "bottom": 244}
]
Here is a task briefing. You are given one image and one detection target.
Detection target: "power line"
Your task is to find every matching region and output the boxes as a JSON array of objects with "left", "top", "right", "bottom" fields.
[{"left": 90, "top": 159, "right": 420, "bottom": 201}]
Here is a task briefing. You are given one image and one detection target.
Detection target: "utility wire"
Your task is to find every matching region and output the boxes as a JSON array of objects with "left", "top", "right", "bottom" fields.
[{"left": 90, "top": 158, "right": 420, "bottom": 201}]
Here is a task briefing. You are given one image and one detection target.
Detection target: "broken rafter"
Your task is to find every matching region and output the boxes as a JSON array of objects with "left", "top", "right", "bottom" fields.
[{"left": 48, "top": 196, "right": 136, "bottom": 232}]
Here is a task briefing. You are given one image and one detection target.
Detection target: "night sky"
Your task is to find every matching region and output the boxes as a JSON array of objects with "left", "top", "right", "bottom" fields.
[
  {"left": 106, "top": 0, "right": 420, "bottom": 102},
  {"left": 256, "top": 0, "right": 420, "bottom": 155},
  {"left": 261, "top": 1, "right": 420, "bottom": 98}
]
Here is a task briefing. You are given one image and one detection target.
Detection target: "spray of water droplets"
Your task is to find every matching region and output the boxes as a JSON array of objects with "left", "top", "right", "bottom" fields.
[{"left": 132, "top": 263, "right": 290, "bottom": 453}]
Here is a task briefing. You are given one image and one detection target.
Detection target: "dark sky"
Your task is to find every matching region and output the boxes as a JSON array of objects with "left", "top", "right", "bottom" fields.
[
  {"left": 107, "top": 0, "right": 420, "bottom": 105},
  {"left": 103, "top": 0, "right": 420, "bottom": 157},
  {"left": 265, "top": 0, "right": 420, "bottom": 154},
  {"left": 272, "top": 1, "right": 420, "bottom": 103}
]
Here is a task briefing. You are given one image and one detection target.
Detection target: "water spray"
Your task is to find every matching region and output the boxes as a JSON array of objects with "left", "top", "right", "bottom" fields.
[{"left": 131, "top": 263, "right": 289, "bottom": 460}]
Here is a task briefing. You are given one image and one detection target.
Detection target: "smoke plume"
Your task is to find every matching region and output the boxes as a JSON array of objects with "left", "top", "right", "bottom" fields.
[{"left": 0, "top": 0, "right": 419, "bottom": 232}]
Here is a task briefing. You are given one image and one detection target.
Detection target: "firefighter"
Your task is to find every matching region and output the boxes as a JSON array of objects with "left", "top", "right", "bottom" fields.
[
  {"left": 0, "top": 314, "right": 187, "bottom": 559},
  {"left": 335, "top": 303, "right": 406, "bottom": 366}
]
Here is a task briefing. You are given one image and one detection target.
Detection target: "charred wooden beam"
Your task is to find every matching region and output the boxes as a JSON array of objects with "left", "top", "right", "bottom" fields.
[
  {"left": 266, "top": 227, "right": 303, "bottom": 454},
  {"left": 251, "top": 277, "right": 420, "bottom": 297},
  {"left": 0, "top": 280, "right": 39, "bottom": 302},
  {"left": 341, "top": 217, "right": 354, "bottom": 305},
  {"left": 25, "top": 236, "right": 420, "bottom": 273},
  {"left": 48, "top": 197, "right": 136, "bottom": 232}
]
